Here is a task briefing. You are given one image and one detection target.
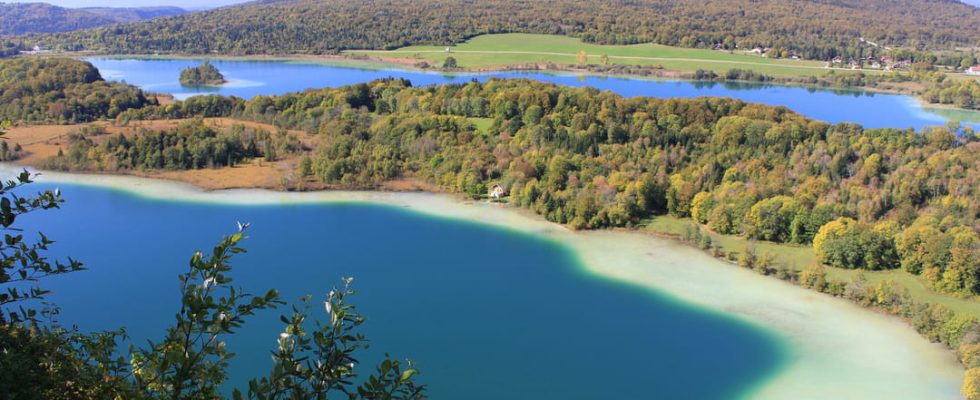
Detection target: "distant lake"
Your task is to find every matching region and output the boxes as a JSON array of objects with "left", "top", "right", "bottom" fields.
[
  {"left": 86, "top": 57, "right": 980, "bottom": 131},
  {"left": 22, "top": 183, "right": 787, "bottom": 399}
]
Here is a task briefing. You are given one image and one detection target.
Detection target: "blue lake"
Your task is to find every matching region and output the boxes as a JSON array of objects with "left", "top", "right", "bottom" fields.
[
  {"left": 20, "top": 183, "right": 787, "bottom": 399},
  {"left": 86, "top": 57, "right": 980, "bottom": 131}
]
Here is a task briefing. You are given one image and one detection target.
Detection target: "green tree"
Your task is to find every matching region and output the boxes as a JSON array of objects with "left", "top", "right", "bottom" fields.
[
  {"left": 442, "top": 57, "right": 457, "bottom": 69},
  {"left": 813, "top": 217, "right": 898, "bottom": 270},
  {"left": 743, "top": 196, "right": 799, "bottom": 242}
]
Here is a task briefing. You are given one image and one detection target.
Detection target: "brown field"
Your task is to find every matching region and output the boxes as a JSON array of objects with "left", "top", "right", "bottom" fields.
[{"left": 4, "top": 118, "right": 335, "bottom": 191}]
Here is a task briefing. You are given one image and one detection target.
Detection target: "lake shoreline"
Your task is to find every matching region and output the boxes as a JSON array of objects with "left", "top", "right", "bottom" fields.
[
  {"left": 1, "top": 163, "right": 965, "bottom": 400},
  {"left": 25, "top": 51, "right": 979, "bottom": 115}
]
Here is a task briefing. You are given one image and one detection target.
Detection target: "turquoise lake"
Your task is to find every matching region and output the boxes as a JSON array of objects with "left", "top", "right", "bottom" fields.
[
  {"left": 19, "top": 182, "right": 787, "bottom": 399},
  {"left": 86, "top": 57, "right": 980, "bottom": 131}
]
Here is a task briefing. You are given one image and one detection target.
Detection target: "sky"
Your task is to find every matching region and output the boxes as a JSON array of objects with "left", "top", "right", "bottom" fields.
[{"left": 0, "top": 0, "right": 249, "bottom": 8}]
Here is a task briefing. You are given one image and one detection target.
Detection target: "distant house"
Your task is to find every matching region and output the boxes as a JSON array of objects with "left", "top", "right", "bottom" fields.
[
  {"left": 967, "top": 66, "right": 980, "bottom": 76},
  {"left": 25, "top": 44, "right": 50, "bottom": 55},
  {"left": 832, "top": 56, "right": 843, "bottom": 64},
  {"left": 871, "top": 62, "right": 881, "bottom": 69},
  {"left": 489, "top": 184, "right": 506, "bottom": 200}
]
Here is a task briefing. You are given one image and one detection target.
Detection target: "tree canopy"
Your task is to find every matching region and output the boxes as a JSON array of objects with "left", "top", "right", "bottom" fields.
[
  {"left": 30, "top": 0, "right": 980, "bottom": 61},
  {"left": 0, "top": 58, "right": 153, "bottom": 123}
]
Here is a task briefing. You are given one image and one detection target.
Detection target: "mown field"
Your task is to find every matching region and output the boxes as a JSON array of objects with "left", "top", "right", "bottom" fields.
[
  {"left": 643, "top": 215, "right": 980, "bottom": 319},
  {"left": 347, "top": 33, "right": 883, "bottom": 78}
]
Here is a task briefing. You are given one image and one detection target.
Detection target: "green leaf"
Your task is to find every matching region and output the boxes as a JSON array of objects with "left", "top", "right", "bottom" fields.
[{"left": 399, "top": 369, "right": 418, "bottom": 382}]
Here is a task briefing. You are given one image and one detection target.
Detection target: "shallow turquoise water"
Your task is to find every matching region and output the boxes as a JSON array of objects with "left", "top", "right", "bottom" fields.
[
  {"left": 87, "top": 57, "right": 980, "bottom": 131},
  {"left": 20, "top": 183, "right": 787, "bottom": 399}
]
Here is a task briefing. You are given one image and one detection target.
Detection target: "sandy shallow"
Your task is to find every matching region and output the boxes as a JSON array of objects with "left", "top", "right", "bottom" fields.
[{"left": 7, "top": 166, "right": 965, "bottom": 400}]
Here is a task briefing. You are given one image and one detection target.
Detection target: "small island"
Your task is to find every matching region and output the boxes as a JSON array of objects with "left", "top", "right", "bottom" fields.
[{"left": 178, "top": 61, "right": 226, "bottom": 86}]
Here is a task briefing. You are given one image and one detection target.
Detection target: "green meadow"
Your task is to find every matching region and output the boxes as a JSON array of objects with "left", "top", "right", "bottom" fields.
[{"left": 347, "top": 33, "right": 878, "bottom": 78}]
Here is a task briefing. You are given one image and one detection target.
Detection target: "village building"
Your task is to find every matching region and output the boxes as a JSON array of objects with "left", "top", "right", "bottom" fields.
[
  {"left": 967, "top": 66, "right": 980, "bottom": 76},
  {"left": 489, "top": 184, "right": 506, "bottom": 200}
]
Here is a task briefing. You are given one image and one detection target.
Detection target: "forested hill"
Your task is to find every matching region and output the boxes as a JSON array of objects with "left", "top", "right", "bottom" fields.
[
  {"left": 0, "top": 3, "right": 185, "bottom": 35},
  {"left": 32, "top": 0, "right": 980, "bottom": 59},
  {"left": 0, "top": 58, "right": 153, "bottom": 122},
  {"left": 79, "top": 6, "right": 186, "bottom": 23}
]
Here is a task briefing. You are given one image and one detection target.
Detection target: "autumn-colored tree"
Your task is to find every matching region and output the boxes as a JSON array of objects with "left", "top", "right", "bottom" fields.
[
  {"left": 964, "top": 368, "right": 980, "bottom": 400},
  {"left": 799, "top": 264, "right": 828, "bottom": 291},
  {"left": 743, "top": 196, "right": 800, "bottom": 242},
  {"left": 814, "top": 218, "right": 898, "bottom": 270}
]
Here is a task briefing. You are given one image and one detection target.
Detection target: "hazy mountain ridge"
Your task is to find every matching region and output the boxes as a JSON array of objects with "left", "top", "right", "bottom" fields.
[
  {"left": 80, "top": 6, "right": 186, "bottom": 23},
  {"left": 0, "top": 2, "right": 186, "bottom": 35}
]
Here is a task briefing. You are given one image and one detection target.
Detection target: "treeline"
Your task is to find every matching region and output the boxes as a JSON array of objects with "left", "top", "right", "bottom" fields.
[
  {"left": 923, "top": 79, "right": 980, "bottom": 110},
  {"left": 43, "top": 120, "right": 300, "bottom": 172},
  {"left": 693, "top": 67, "right": 980, "bottom": 111},
  {"left": 31, "top": 0, "right": 980, "bottom": 62},
  {"left": 109, "top": 78, "right": 980, "bottom": 295},
  {"left": 0, "top": 42, "right": 18, "bottom": 58},
  {"left": 0, "top": 58, "right": 154, "bottom": 123}
]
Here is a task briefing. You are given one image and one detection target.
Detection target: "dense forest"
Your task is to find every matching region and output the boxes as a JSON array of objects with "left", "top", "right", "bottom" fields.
[
  {"left": 0, "top": 3, "right": 184, "bottom": 35},
  {"left": 179, "top": 62, "right": 226, "bottom": 86},
  {"left": 0, "top": 58, "right": 154, "bottom": 123},
  {"left": 31, "top": 0, "right": 980, "bottom": 62},
  {"left": 46, "top": 75, "right": 970, "bottom": 297},
  {"left": 45, "top": 120, "right": 300, "bottom": 171}
]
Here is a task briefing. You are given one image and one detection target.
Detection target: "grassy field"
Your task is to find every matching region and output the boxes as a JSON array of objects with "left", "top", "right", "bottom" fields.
[
  {"left": 467, "top": 117, "right": 494, "bottom": 133},
  {"left": 643, "top": 215, "right": 980, "bottom": 318},
  {"left": 347, "top": 33, "right": 882, "bottom": 78}
]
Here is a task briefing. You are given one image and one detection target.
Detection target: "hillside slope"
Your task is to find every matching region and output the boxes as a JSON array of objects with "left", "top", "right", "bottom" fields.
[
  {"left": 0, "top": 2, "right": 185, "bottom": 35},
  {"left": 80, "top": 6, "right": 186, "bottom": 23},
  {"left": 34, "top": 0, "right": 980, "bottom": 59}
]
